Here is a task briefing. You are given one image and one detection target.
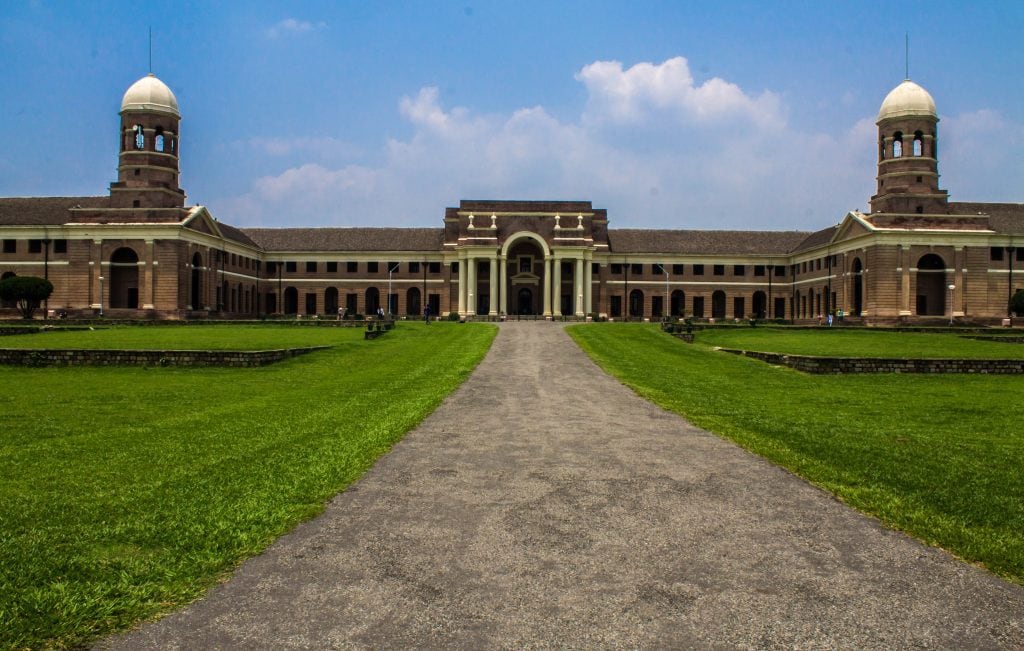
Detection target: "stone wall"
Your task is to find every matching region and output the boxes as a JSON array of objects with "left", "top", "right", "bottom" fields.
[
  {"left": 0, "top": 346, "right": 330, "bottom": 367},
  {"left": 719, "top": 348, "right": 1024, "bottom": 374}
]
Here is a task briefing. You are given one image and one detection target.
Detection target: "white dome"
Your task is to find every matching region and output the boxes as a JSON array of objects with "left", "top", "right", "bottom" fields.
[
  {"left": 877, "top": 80, "right": 936, "bottom": 122},
  {"left": 120, "top": 74, "right": 179, "bottom": 117}
]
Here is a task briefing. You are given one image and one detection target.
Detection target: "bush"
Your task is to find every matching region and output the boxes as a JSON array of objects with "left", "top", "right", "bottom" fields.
[
  {"left": 447, "top": 311, "right": 461, "bottom": 322},
  {"left": 0, "top": 275, "right": 53, "bottom": 319},
  {"left": 1010, "top": 289, "right": 1024, "bottom": 317}
]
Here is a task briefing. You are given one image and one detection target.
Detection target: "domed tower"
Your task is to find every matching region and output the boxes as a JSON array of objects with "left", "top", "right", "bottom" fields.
[
  {"left": 109, "top": 74, "right": 185, "bottom": 209},
  {"left": 870, "top": 79, "right": 948, "bottom": 214}
]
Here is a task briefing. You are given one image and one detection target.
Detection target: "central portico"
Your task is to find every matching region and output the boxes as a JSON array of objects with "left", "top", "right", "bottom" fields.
[{"left": 445, "top": 200, "right": 604, "bottom": 317}]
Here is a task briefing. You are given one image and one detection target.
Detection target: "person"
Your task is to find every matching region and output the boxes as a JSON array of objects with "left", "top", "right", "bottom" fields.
[
  {"left": 377, "top": 306, "right": 385, "bottom": 320},
  {"left": 817, "top": 313, "right": 822, "bottom": 326},
  {"left": 827, "top": 312, "right": 834, "bottom": 327},
  {"left": 337, "top": 306, "right": 344, "bottom": 321},
  {"left": 423, "top": 304, "right": 431, "bottom": 323}
]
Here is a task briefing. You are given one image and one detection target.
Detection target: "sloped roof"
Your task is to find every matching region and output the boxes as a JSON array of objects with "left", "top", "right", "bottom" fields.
[
  {"left": 214, "top": 221, "right": 260, "bottom": 248},
  {"left": 949, "top": 202, "right": 1024, "bottom": 234},
  {"left": 608, "top": 229, "right": 810, "bottom": 255},
  {"left": 241, "top": 227, "right": 445, "bottom": 252},
  {"left": 0, "top": 196, "right": 108, "bottom": 225},
  {"left": 791, "top": 225, "right": 840, "bottom": 253}
]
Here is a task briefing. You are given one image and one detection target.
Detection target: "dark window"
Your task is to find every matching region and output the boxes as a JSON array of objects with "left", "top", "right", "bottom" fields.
[
  {"left": 519, "top": 257, "right": 532, "bottom": 273},
  {"left": 991, "top": 247, "right": 1005, "bottom": 261},
  {"left": 734, "top": 265, "right": 745, "bottom": 276},
  {"left": 451, "top": 262, "right": 458, "bottom": 274},
  {"left": 305, "top": 293, "right": 317, "bottom": 315},
  {"left": 651, "top": 264, "right": 662, "bottom": 275},
  {"left": 2, "top": 239, "right": 15, "bottom": 254},
  {"left": 132, "top": 199, "right": 140, "bottom": 208},
  {"left": 429, "top": 261, "right": 441, "bottom": 273},
  {"left": 388, "top": 262, "right": 400, "bottom": 274},
  {"left": 346, "top": 293, "right": 358, "bottom": 314},
  {"left": 754, "top": 265, "right": 765, "bottom": 276},
  {"left": 693, "top": 264, "right": 704, "bottom": 276},
  {"left": 28, "top": 239, "right": 42, "bottom": 253},
  {"left": 631, "top": 264, "right": 642, "bottom": 275},
  {"left": 775, "top": 265, "right": 786, "bottom": 277},
  {"left": 326, "top": 261, "right": 338, "bottom": 273},
  {"left": 561, "top": 261, "right": 574, "bottom": 276},
  {"left": 816, "top": 259, "right": 822, "bottom": 271},
  {"left": 286, "top": 261, "right": 297, "bottom": 273},
  {"left": 409, "top": 262, "right": 420, "bottom": 273},
  {"left": 692, "top": 296, "right": 705, "bottom": 318},
  {"left": 347, "top": 261, "right": 358, "bottom": 273},
  {"left": 713, "top": 265, "right": 725, "bottom": 276},
  {"left": 610, "top": 264, "right": 622, "bottom": 274},
  {"left": 733, "top": 297, "right": 745, "bottom": 319},
  {"left": 266, "top": 262, "right": 277, "bottom": 274},
  {"left": 54, "top": 239, "right": 67, "bottom": 253},
  {"left": 592, "top": 263, "right": 600, "bottom": 275},
  {"left": 672, "top": 264, "right": 685, "bottom": 275},
  {"left": 802, "top": 262, "right": 807, "bottom": 273},
  {"left": 367, "top": 262, "right": 379, "bottom": 273},
  {"left": 306, "top": 261, "right": 317, "bottom": 273},
  {"left": 1017, "top": 249, "right": 1024, "bottom": 262}
]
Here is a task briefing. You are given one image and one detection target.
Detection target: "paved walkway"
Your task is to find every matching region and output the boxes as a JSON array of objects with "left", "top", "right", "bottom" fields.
[{"left": 103, "top": 322, "right": 1024, "bottom": 649}]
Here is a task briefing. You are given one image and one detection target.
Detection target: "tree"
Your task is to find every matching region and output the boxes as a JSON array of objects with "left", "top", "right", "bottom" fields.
[
  {"left": 1011, "top": 289, "right": 1024, "bottom": 317},
  {"left": 0, "top": 275, "right": 54, "bottom": 319}
]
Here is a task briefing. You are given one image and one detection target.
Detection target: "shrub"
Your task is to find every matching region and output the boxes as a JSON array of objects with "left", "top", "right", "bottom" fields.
[
  {"left": 0, "top": 275, "right": 53, "bottom": 319},
  {"left": 447, "top": 311, "right": 461, "bottom": 322},
  {"left": 1011, "top": 289, "right": 1024, "bottom": 317}
]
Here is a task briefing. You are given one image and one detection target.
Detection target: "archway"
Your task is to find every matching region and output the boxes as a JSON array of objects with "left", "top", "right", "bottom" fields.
[
  {"left": 283, "top": 287, "right": 299, "bottom": 315},
  {"left": 365, "top": 287, "right": 380, "bottom": 315},
  {"left": 670, "top": 289, "right": 685, "bottom": 317},
  {"left": 851, "top": 258, "right": 864, "bottom": 316},
  {"left": 507, "top": 238, "right": 545, "bottom": 315},
  {"left": 629, "top": 289, "right": 644, "bottom": 318},
  {"left": 191, "top": 252, "right": 203, "bottom": 309},
  {"left": 752, "top": 291, "right": 767, "bottom": 319},
  {"left": 916, "top": 254, "right": 946, "bottom": 316},
  {"left": 712, "top": 290, "right": 726, "bottom": 319},
  {"left": 406, "top": 287, "right": 421, "bottom": 316},
  {"left": 109, "top": 247, "right": 139, "bottom": 309}
]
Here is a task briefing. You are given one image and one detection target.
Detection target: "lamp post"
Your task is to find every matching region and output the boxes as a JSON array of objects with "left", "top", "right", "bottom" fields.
[
  {"left": 388, "top": 262, "right": 400, "bottom": 317},
  {"left": 98, "top": 275, "right": 104, "bottom": 317},
  {"left": 948, "top": 284, "right": 956, "bottom": 326}
]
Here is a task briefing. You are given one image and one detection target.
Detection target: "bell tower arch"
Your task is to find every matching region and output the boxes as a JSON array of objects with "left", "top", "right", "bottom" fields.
[{"left": 110, "top": 73, "right": 185, "bottom": 209}]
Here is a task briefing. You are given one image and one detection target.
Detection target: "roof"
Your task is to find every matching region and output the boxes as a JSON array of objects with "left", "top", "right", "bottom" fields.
[
  {"left": 216, "top": 221, "right": 260, "bottom": 248},
  {"left": 241, "top": 227, "right": 446, "bottom": 252},
  {"left": 0, "top": 196, "right": 108, "bottom": 225},
  {"left": 791, "top": 225, "right": 840, "bottom": 253},
  {"left": 949, "top": 202, "right": 1024, "bottom": 234},
  {"left": 608, "top": 229, "right": 810, "bottom": 255},
  {"left": 877, "top": 79, "right": 937, "bottom": 122},
  {"left": 122, "top": 74, "right": 180, "bottom": 118},
  {"left": 456, "top": 200, "right": 594, "bottom": 214}
]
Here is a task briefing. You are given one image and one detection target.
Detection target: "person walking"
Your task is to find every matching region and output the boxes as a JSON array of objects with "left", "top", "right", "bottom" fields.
[{"left": 423, "top": 304, "right": 431, "bottom": 323}]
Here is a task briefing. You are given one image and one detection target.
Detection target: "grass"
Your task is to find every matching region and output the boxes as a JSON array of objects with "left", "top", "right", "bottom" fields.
[
  {"left": 695, "top": 326, "right": 1024, "bottom": 358},
  {"left": 568, "top": 324, "right": 1024, "bottom": 586},
  {"left": 0, "top": 324, "right": 363, "bottom": 350},
  {"left": 0, "top": 322, "right": 496, "bottom": 650}
]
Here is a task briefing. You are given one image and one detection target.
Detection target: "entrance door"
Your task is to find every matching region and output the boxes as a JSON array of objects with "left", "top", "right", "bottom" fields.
[{"left": 517, "top": 288, "right": 533, "bottom": 315}]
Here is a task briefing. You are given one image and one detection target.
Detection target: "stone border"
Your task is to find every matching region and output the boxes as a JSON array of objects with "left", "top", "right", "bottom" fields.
[
  {"left": 0, "top": 346, "right": 331, "bottom": 368},
  {"left": 719, "top": 348, "right": 1024, "bottom": 374}
]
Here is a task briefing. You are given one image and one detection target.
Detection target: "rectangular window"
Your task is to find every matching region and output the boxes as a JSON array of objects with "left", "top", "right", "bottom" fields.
[
  {"left": 693, "top": 264, "right": 704, "bottom": 276},
  {"left": 672, "top": 264, "right": 685, "bottom": 275},
  {"left": 347, "top": 261, "right": 358, "bottom": 273},
  {"left": 1017, "top": 248, "right": 1024, "bottom": 262},
  {"left": 345, "top": 293, "right": 358, "bottom": 314},
  {"left": 367, "top": 261, "right": 379, "bottom": 273},
  {"left": 429, "top": 261, "right": 441, "bottom": 273},
  {"left": 651, "top": 264, "right": 662, "bottom": 275},
  {"left": 451, "top": 262, "right": 458, "bottom": 274},
  {"left": 775, "top": 265, "right": 786, "bottom": 277},
  {"left": 754, "top": 265, "right": 765, "bottom": 276},
  {"left": 692, "top": 296, "right": 705, "bottom": 318},
  {"left": 387, "top": 262, "right": 400, "bottom": 274},
  {"left": 630, "top": 264, "right": 643, "bottom": 275},
  {"left": 734, "top": 297, "right": 745, "bottom": 319},
  {"left": 991, "top": 247, "right": 1005, "bottom": 261},
  {"left": 592, "top": 263, "right": 600, "bottom": 275},
  {"left": 2, "top": 239, "right": 15, "bottom": 254},
  {"left": 326, "top": 261, "right": 338, "bottom": 273},
  {"left": 610, "top": 263, "right": 622, "bottom": 274},
  {"left": 28, "top": 239, "right": 42, "bottom": 253},
  {"left": 285, "top": 261, "right": 297, "bottom": 273},
  {"left": 561, "top": 261, "right": 573, "bottom": 276},
  {"left": 266, "top": 262, "right": 277, "bottom": 275},
  {"left": 409, "top": 262, "right": 420, "bottom": 273},
  {"left": 733, "top": 265, "right": 745, "bottom": 276},
  {"left": 306, "top": 261, "right": 317, "bottom": 273},
  {"left": 713, "top": 265, "right": 725, "bottom": 276},
  {"left": 610, "top": 295, "right": 622, "bottom": 317},
  {"left": 305, "top": 293, "right": 317, "bottom": 315},
  {"left": 816, "top": 259, "right": 822, "bottom": 271},
  {"left": 54, "top": 239, "right": 67, "bottom": 253},
  {"left": 802, "top": 262, "right": 807, "bottom": 273}
]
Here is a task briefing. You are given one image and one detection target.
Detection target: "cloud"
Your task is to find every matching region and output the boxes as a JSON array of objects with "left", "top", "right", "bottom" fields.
[
  {"left": 216, "top": 57, "right": 1022, "bottom": 230},
  {"left": 266, "top": 18, "right": 326, "bottom": 39},
  {"left": 941, "top": 109, "right": 1024, "bottom": 203}
]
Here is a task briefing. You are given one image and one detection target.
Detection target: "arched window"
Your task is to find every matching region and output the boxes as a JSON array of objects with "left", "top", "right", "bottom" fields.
[
  {"left": 913, "top": 130, "right": 923, "bottom": 157},
  {"left": 916, "top": 254, "right": 947, "bottom": 316},
  {"left": 134, "top": 125, "right": 145, "bottom": 150},
  {"left": 325, "top": 287, "right": 339, "bottom": 315},
  {"left": 365, "top": 287, "right": 380, "bottom": 314},
  {"left": 406, "top": 287, "right": 421, "bottom": 316},
  {"left": 711, "top": 290, "right": 726, "bottom": 319},
  {"left": 670, "top": 289, "right": 685, "bottom": 317},
  {"left": 170, "top": 136, "right": 177, "bottom": 154},
  {"left": 628, "top": 289, "right": 644, "bottom": 318},
  {"left": 109, "top": 247, "right": 139, "bottom": 309},
  {"left": 154, "top": 127, "right": 165, "bottom": 152},
  {"left": 283, "top": 287, "right": 299, "bottom": 315},
  {"left": 892, "top": 131, "right": 903, "bottom": 158}
]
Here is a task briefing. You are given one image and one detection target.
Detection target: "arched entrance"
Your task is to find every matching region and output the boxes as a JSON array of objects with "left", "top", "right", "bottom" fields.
[
  {"left": 752, "top": 291, "right": 767, "bottom": 319},
  {"left": 190, "top": 252, "right": 203, "bottom": 309},
  {"left": 517, "top": 288, "right": 534, "bottom": 315},
  {"left": 283, "top": 287, "right": 299, "bottom": 314},
  {"left": 629, "top": 289, "right": 644, "bottom": 318},
  {"left": 670, "top": 289, "right": 685, "bottom": 317},
  {"left": 506, "top": 236, "right": 547, "bottom": 315},
  {"left": 365, "top": 287, "right": 380, "bottom": 315},
  {"left": 109, "top": 247, "right": 139, "bottom": 309},
  {"left": 712, "top": 290, "right": 726, "bottom": 319},
  {"left": 916, "top": 254, "right": 946, "bottom": 316},
  {"left": 406, "top": 287, "right": 421, "bottom": 316},
  {"left": 851, "top": 258, "right": 864, "bottom": 316}
]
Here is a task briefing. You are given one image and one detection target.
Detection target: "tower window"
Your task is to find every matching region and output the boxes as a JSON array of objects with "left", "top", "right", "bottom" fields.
[
  {"left": 171, "top": 137, "right": 177, "bottom": 154},
  {"left": 916, "top": 176, "right": 922, "bottom": 183},
  {"left": 916, "top": 205, "right": 924, "bottom": 214},
  {"left": 892, "top": 131, "right": 903, "bottom": 158},
  {"left": 134, "top": 125, "right": 144, "bottom": 150},
  {"left": 913, "top": 131, "right": 923, "bottom": 157},
  {"left": 132, "top": 200, "right": 140, "bottom": 208},
  {"left": 155, "top": 127, "right": 165, "bottom": 152}
]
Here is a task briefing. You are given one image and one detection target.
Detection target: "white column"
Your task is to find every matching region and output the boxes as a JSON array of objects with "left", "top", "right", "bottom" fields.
[
  {"left": 553, "top": 258, "right": 562, "bottom": 316},
  {"left": 457, "top": 258, "right": 466, "bottom": 315},
  {"left": 497, "top": 256, "right": 507, "bottom": 315},
  {"left": 584, "top": 258, "right": 593, "bottom": 314},
  {"left": 488, "top": 256, "right": 498, "bottom": 315},
  {"left": 543, "top": 258, "right": 552, "bottom": 316},
  {"left": 467, "top": 256, "right": 476, "bottom": 315},
  {"left": 574, "top": 257, "right": 584, "bottom": 316}
]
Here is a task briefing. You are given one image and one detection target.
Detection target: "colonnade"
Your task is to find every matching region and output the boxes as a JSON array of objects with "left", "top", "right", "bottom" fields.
[{"left": 457, "top": 250, "right": 592, "bottom": 317}]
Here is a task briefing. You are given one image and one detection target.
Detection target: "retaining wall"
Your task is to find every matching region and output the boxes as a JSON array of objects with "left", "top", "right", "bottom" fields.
[
  {"left": 719, "top": 348, "right": 1024, "bottom": 374},
  {"left": 0, "top": 346, "right": 331, "bottom": 368}
]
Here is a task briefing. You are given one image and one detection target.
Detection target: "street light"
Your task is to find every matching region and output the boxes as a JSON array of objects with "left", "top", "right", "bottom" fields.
[
  {"left": 98, "top": 275, "right": 104, "bottom": 317},
  {"left": 948, "top": 284, "right": 956, "bottom": 326}
]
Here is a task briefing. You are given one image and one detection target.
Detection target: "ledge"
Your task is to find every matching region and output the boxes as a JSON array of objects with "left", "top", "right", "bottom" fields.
[
  {"left": 0, "top": 346, "right": 331, "bottom": 368},
  {"left": 719, "top": 348, "right": 1024, "bottom": 374}
]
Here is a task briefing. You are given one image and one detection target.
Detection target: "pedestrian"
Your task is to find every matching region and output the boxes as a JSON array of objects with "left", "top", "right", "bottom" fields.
[
  {"left": 817, "top": 313, "right": 823, "bottom": 326},
  {"left": 337, "top": 306, "right": 343, "bottom": 321},
  {"left": 827, "top": 312, "right": 833, "bottom": 327},
  {"left": 423, "top": 304, "right": 431, "bottom": 323},
  {"left": 377, "top": 306, "right": 385, "bottom": 320}
]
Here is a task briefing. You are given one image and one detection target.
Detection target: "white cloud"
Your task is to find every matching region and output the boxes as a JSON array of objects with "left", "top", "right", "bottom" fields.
[
  {"left": 266, "top": 18, "right": 326, "bottom": 39},
  {"left": 215, "top": 57, "right": 1022, "bottom": 230}
]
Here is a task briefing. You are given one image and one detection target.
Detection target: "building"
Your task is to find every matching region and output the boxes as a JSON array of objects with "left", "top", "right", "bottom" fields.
[{"left": 1, "top": 74, "right": 1022, "bottom": 324}]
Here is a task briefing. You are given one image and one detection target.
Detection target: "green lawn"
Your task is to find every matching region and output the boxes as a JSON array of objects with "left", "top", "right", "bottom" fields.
[
  {"left": 0, "top": 324, "right": 364, "bottom": 350},
  {"left": 568, "top": 324, "right": 1024, "bottom": 586},
  {"left": 0, "top": 323, "right": 496, "bottom": 650},
  {"left": 696, "top": 326, "right": 1024, "bottom": 358}
]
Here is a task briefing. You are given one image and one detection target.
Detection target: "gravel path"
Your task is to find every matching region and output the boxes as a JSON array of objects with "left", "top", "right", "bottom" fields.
[{"left": 101, "top": 322, "right": 1024, "bottom": 649}]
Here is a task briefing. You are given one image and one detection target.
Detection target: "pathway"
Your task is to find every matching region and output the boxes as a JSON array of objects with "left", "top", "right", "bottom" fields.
[{"left": 102, "top": 322, "right": 1024, "bottom": 649}]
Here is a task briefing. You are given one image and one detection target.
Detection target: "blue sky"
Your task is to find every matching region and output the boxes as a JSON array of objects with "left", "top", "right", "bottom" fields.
[{"left": 1, "top": 1, "right": 1022, "bottom": 230}]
